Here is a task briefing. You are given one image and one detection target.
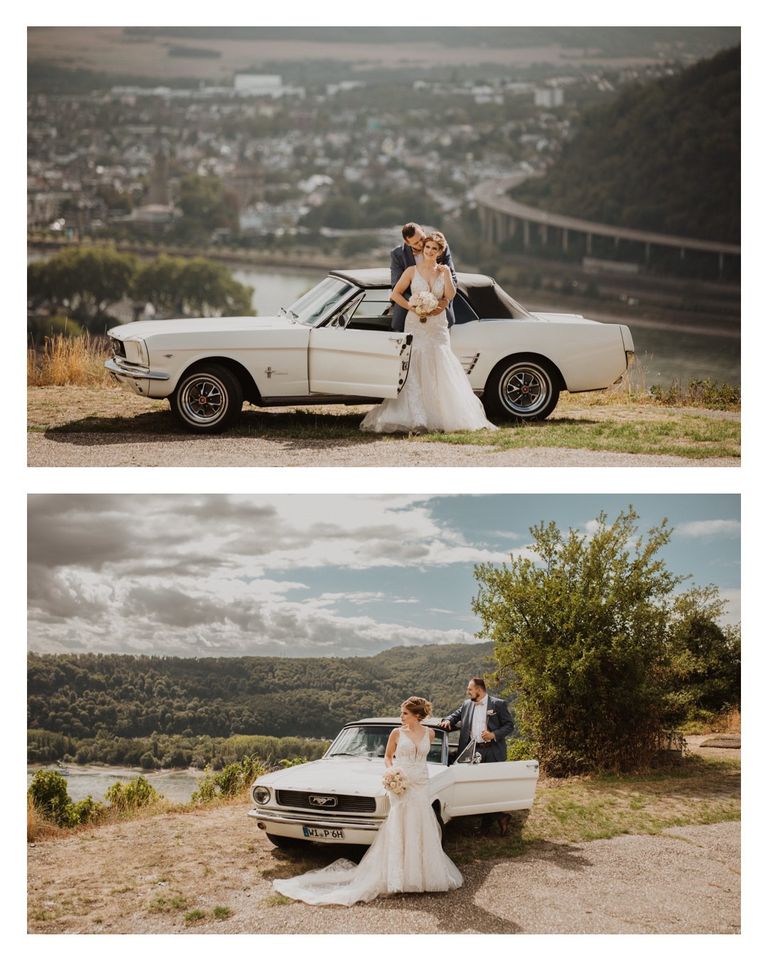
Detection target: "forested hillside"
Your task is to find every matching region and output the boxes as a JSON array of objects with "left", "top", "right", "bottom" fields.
[
  {"left": 27, "top": 643, "right": 496, "bottom": 740},
  {"left": 515, "top": 46, "right": 740, "bottom": 242}
]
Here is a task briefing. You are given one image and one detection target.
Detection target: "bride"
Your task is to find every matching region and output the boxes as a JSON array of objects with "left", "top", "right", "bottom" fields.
[
  {"left": 360, "top": 232, "right": 497, "bottom": 434},
  {"left": 272, "top": 696, "right": 463, "bottom": 905}
]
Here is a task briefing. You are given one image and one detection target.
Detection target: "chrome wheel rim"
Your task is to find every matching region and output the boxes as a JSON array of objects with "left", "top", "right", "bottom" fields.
[
  {"left": 179, "top": 375, "right": 228, "bottom": 425},
  {"left": 499, "top": 363, "right": 552, "bottom": 416}
]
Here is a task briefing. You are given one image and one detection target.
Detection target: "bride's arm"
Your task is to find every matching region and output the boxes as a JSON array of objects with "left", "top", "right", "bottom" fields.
[
  {"left": 390, "top": 266, "right": 416, "bottom": 311},
  {"left": 384, "top": 729, "right": 399, "bottom": 768},
  {"left": 440, "top": 265, "right": 456, "bottom": 302}
]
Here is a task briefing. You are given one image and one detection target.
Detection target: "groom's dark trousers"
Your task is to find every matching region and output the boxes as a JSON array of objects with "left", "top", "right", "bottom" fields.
[{"left": 389, "top": 242, "right": 458, "bottom": 331}]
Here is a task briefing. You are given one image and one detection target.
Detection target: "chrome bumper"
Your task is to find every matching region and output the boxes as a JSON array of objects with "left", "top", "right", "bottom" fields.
[
  {"left": 105, "top": 357, "right": 170, "bottom": 382},
  {"left": 248, "top": 808, "right": 383, "bottom": 832}
]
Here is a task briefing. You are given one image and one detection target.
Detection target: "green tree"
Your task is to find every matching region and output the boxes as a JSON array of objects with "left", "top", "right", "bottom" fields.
[
  {"left": 177, "top": 258, "right": 253, "bottom": 315},
  {"left": 473, "top": 508, "right": 685, "bottom": 775},
  {"left": 664, "top": 586, "right": 740, "bottom": 724},
  {"left": 130, "top": 254, "right": 185, "bottom": 313},
  {"left": 175, "top": 174, "right": 239, "bottom": 241},
  {"left": 27, "top": 247, "right": 136, "bottom": 325}
]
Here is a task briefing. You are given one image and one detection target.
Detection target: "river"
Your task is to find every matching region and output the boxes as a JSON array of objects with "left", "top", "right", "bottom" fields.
[
  {"left": 27, "top": 763, "right": 207, "bottom": 804},
  {"left": 29, "top": 251, "right": 741, "bottom": 386},
  {"left": 231, "top": 264, "right": 740, "bottom": 386}
]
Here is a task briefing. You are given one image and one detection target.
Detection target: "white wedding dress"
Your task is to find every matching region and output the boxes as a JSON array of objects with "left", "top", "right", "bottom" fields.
[
  {"left": 360, "top": 269, "right": 498, "bottom": 434},
  {"left": 272, "top": 727, "right": 463, "bottom": 905}
]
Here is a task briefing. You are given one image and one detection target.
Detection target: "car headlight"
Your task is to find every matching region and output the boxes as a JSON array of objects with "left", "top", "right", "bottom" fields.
[
  {"left": 124, "top": 338, "right": 149, "bottom": 366},
  {"left": 253, "top": 785, "right": 271, "bottom": 805}
]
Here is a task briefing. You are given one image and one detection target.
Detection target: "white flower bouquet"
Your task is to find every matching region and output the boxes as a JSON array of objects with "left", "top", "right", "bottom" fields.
[
  {"left": 409, "top": 290, "right": 438, "bottom": 323},
  {"left": 382, "top": 767, "right": 409, "bottom": 795}
]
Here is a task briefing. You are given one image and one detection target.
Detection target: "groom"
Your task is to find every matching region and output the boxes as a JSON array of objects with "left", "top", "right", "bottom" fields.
[
  {"left": 440, "top": 677, "right": 515, "bottom": 834},
  {"left": 389, "top": 221, "right": 458, "bottom": 332}
]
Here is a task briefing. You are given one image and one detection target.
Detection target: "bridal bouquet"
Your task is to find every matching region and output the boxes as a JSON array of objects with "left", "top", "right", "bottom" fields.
[
  {"left": 409, "top": 290, "right": 438, "bottom": 323},
  {"left": 382, "top": 767, "right": 409, "bottom": 795}
]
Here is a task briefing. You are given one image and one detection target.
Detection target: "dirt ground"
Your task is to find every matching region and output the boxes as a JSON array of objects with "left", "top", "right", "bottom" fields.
[
  {"left": 27, "top": 387, "right": 740, "bottom": 468},
  {"left": 27, "top": 810, "right": 739, "bottom": 935}
]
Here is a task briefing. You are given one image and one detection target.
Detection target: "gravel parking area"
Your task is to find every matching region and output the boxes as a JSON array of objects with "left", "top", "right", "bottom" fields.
[
  {"left": 28, "top": 811, "right": 739, "bottom": 934},
  {"left": 27, "top": 432, "right": 740, "bottom": 468},
  {"left": 27, "top": 387, "right": 739, "bottom": 467}
]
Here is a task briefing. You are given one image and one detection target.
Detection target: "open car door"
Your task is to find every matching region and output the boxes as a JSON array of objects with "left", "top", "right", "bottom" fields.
[
  {"left": 446, "top": 742, "right": 539, "bottom": 818},
  {"left": 308, "top": 328, "right": 413, "bottom": 398}
]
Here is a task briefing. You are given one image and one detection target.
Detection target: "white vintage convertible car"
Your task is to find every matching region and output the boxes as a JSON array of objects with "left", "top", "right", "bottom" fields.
[
  {"left": 106, "top": 268, "right": 634, "bottom": 433},
  {"left": 248, "top": 717, "right": 539, "bottom": 849}
]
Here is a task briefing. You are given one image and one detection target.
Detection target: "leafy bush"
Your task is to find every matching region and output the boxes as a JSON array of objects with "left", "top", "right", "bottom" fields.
[
  {"left": 28, "top": 769, "right": 103, "bottom": 827},
  {"left": 104, "top": 776, "right": 161, "bottom": 811},
  {"left": 191, "top": 755, "right": 269, "bottom": 804},
  {"left": 506, "top": 739, "right": 537, "bottom": 762}
]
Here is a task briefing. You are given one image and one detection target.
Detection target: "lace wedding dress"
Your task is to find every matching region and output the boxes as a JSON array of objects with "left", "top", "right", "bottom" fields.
[
  {"left": 360, "top": 269, "right": 498, "bottom": 433},
  {"left": 272, "top": 727, "right": 463, "bottom": 905}
]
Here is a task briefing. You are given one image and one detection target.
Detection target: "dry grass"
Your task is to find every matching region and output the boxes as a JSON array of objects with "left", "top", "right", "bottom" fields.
[
  {"left": 713, "top": 708, "right": 742, "bottom": 733},
  {"left": 27, "top": 798, "right": 67, "bottom": 843},
  {"left": 27, "top": 334, "right": 112, "bottom": 387}
]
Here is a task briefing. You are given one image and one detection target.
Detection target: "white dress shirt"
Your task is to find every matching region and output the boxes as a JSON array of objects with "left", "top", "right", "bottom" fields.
[{"left": 470, "top": 694, "right": 489, "bottom": 741}]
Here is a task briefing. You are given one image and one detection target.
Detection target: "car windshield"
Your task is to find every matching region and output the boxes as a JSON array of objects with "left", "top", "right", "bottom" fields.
[
  {"left": 285, "top": 276, "right": 356, "bottom": 327},
  {"left": 327, "top": 724, "right": 444, "bottom": 764}
]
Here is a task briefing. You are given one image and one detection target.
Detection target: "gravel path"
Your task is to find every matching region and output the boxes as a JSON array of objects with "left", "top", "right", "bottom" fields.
[
  {"left": 27, "top": 387, "right": 739, "bottom": 467},
  {"left": 28, "top": 813, "right": 739, "bottom": 934},
  {"left": 27, "top": 434, "right": 738, "bottom": 469}
]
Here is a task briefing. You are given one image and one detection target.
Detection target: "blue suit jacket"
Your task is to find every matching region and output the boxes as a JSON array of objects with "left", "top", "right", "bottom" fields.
[
  {"left": 389, "top": 242, "right": 458, "bottom": 331},
  {"left": 443, "top": 695, "right": 515, "bottom": 763}
]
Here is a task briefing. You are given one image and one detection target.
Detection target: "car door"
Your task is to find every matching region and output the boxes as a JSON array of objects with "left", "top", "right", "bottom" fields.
[
  {"left": 308, "top": 327, "right": 413, "bottom": 398},
  {"left": 446, "top": 756, "right": 539, "bottom": 818}
]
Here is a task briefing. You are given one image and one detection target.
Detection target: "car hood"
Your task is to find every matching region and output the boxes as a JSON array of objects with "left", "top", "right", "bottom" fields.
[
  {"left": 254, "top": 756, "right": 442, "bottom": 796},
  {"left": 107, "top": 315, "right": 294, "bottom": 339}
]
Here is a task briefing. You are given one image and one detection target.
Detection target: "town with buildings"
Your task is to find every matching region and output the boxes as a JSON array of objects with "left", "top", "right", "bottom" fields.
[{"left": 28, "top": 57, "right": 687, "bottom": 247}]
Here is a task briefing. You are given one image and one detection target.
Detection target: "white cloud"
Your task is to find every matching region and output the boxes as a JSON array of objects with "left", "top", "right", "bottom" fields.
[{"left": 677, "top": 519, "right": 741, "bottom": 539}]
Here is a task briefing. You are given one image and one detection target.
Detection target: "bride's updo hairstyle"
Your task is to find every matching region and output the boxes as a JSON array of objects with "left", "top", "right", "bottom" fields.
[
  {"left": 424, "top": 231, "right": 447, "bottom": 254},
  {"left": 402, "top": 696, "right": 433, "bottom": 720}
]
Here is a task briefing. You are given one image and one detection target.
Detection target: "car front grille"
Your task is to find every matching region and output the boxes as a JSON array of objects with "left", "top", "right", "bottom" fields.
[{"left": 275, "top": 790, "right": 376, "bottom": 814}]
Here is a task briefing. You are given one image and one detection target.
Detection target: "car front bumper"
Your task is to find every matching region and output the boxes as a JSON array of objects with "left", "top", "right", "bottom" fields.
[
  {"left": 248, "top": 808, "right": 384, "bottom": 845},
  {"left": 105, "top": 357, "right": 170, "bottom": 397}
]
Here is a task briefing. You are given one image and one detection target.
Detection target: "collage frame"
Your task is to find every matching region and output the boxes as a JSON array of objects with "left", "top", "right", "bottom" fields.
[{"left": 16, "top": 2, "right": 759, "bottom": 957}]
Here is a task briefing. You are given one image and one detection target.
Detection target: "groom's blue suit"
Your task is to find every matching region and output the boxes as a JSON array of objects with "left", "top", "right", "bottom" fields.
[
  {"left": 442, "top": 695, "right": 515, "bottom": 763},
  {"left": 389, "top": 241, "right": 458, "bottom": 332}
]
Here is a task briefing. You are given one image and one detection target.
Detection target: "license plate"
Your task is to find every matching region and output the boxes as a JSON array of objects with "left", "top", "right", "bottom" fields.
[{"left": 302, "top": 825, "right": 345, "bottom": 840}]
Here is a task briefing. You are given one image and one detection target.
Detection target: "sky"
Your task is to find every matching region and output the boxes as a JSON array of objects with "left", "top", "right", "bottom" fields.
[{"left": 27, "top": 493, "right": 740, "bottom": 659}]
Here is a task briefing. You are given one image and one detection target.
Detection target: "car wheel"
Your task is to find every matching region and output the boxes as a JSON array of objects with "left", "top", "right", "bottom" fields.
[
  {"left": 266, "top": 833, "right": 304, "bottom": 851},
  {"left": 170, "top": 364, "right": 243, "bottom": 433},
  {"left": 484, "top": 356, "right": 561, "bottom": 422}
]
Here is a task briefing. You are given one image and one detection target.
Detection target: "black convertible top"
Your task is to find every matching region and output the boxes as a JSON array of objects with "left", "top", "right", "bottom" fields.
[{"left": 329, "top": 268, "right": 531, "bottom": 320}]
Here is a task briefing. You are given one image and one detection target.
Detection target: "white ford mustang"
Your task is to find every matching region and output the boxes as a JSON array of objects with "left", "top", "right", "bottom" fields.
[
  {"left": 106, "top": 268, "right": 634, "bottom": 433},
  {"left": 248, "top": 717, "right": 539, "bottom": 849}
]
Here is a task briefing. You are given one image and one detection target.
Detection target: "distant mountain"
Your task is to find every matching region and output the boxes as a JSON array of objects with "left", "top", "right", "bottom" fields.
[
  {"left": 515, "top": 46, "right": 740, "bottom": 243},
  {"left": 27, "top": 643, "right": 497, "bottom": 740},
  {"left": 121, "top": 26, "right": 739, "bottom": 58}
]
